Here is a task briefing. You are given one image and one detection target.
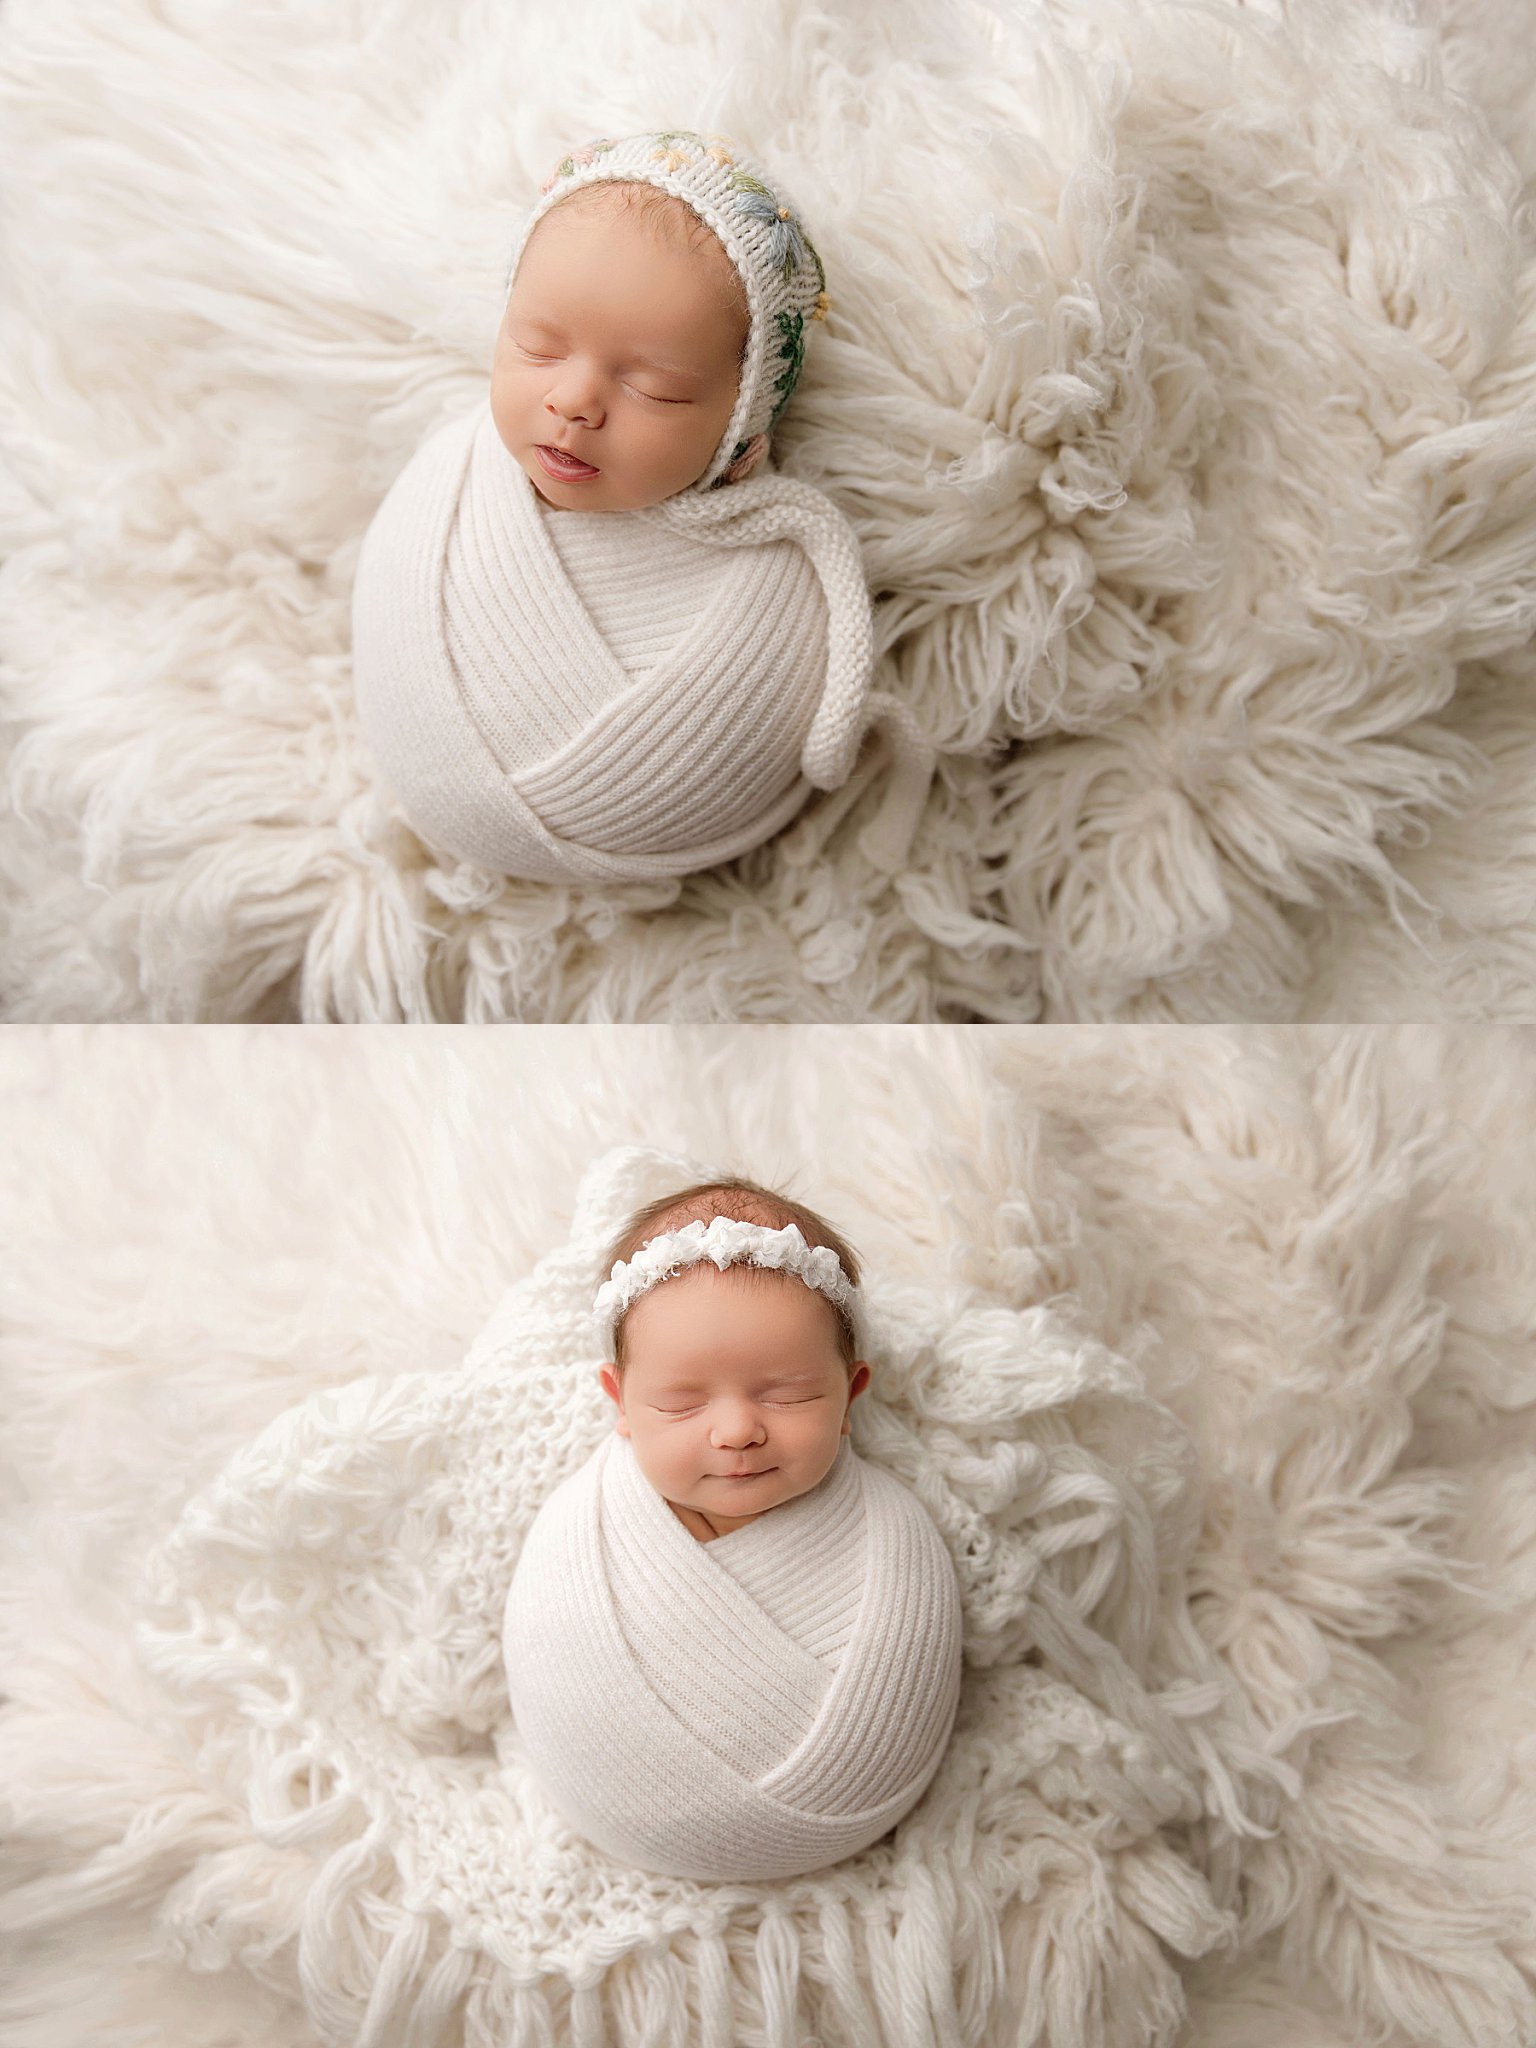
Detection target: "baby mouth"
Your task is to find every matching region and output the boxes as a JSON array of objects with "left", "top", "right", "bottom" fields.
[{"left": 536, "top": 443, "right": 600, "bottom": 479}]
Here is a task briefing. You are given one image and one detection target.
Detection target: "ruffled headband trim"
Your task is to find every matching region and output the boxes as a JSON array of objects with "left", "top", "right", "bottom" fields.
[{"left": 594, "top": 1217, "right": 861, "bottom": 1353}]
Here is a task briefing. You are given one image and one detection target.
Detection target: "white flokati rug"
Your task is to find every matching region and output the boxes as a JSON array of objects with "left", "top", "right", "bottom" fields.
[
  {"left": 2, "top": 0, "right": 1535, "bottom": 1022},
  {"left": 3, "top": 1024, "right": 1536, "bottom": 2048}
]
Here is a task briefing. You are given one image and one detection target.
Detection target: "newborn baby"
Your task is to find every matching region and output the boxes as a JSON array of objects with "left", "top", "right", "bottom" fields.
[
  {"left": 598, "top": 1193, "right": 872, "bottom": 1543},
  {"left": 494, "top": 153, "right": 765, "bottom": 510},
  {"left": 501, "top": 1177, "right": 965, "bottom": 1881},
  {"left": 351, "top": 129, "right": 931, "bottom": 884}
]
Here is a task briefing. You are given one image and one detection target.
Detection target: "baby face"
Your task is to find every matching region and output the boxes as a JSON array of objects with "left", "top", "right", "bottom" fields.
[
  {"left": 492, "top": 197, "right": 747, "bottom": 511},
  {"left": 601, "top": 1266, "right": 870, "bottom": 1539}
]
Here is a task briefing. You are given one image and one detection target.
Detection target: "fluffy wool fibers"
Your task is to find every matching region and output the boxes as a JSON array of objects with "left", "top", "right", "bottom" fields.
[
  {"left": 3, "top": 1025, "right": 1536, "bottom": 2048},
  {"left": 1, "top": 0, "right": 1535, "bottom": 1018}
]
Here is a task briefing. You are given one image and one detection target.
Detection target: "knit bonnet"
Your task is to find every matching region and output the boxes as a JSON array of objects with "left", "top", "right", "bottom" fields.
[{"left": 502, "top": 128, "right": 830, "bottom": 493}]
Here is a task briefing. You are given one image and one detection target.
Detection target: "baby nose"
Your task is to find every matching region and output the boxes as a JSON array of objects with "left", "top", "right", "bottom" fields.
[
  {"left": 712, "top": 1406, "right": 766, "bottom": 1447},
  {"left": 547, "top": 367, "right": 603, "bottom": 427}
]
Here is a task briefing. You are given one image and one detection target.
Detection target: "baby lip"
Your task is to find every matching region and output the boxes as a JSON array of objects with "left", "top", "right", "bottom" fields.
[{"left": 540, "top": 442, "right": 599, "bottom": 471}]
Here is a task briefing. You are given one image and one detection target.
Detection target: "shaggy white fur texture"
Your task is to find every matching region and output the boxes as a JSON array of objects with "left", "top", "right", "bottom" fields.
[
  {"left": 2, "top": 1026, "right": 1534, "bottom": 2048},
  {"left": 1, "top": 0, "right": 1534, "bottom": 1021}
]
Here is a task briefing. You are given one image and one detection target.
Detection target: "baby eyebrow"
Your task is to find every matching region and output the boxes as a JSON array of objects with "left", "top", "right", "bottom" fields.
[{"left": 657, "top": 1372, "right": 825, "bottom": 1393}]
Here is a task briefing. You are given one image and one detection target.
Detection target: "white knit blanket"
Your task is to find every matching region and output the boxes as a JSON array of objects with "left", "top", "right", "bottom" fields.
[
  {"left": 502, "top": 1431, "right": 964, "bottom": 1881},
  {"left": 351, "top": 405, "right": 928, "bottom": 882}
]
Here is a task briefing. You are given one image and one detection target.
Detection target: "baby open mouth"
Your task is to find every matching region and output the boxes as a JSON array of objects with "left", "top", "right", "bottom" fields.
[{"left": 536, "top": 444, "right": 600, "bottom": 478}]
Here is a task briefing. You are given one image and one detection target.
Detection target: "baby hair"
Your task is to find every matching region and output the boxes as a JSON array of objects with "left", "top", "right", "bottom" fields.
[{"left": 601, "top": 1176, "right": 863, "bottom": 1373}]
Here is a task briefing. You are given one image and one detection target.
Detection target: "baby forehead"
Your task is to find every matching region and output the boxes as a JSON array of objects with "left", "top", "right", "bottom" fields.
[
  {"left": 518, "top": 192, "right": 728, "bottom": 287},
  {"left": 512, "top": 195, "right": 745, "bottom": 330}
]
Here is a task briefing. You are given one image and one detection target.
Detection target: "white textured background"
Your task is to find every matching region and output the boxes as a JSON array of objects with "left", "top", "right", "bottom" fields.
[
  {"left": 1, "top": 0, "right": 1534, "bottom": 1019},
  {"left": 1, "top": 1023, "right": 1534, "bottom": 2044}
]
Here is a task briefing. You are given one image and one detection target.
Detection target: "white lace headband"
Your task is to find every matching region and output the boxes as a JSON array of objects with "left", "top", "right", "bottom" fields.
[{"left": 594, "top": 1217, "right": 863, "bottom": 1355}]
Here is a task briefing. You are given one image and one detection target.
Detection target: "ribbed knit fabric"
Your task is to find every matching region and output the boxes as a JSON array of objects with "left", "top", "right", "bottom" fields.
[
  {"left": 502, "top": 1432, "right": 964, "bottom": 1881},
  {"left": 350, "top": 404, "right": 935, "bottom": 881},
  {"left": 537, "top": 505, "right": 749, "bottom": 690},
  {"left": 524, "top": 499, "right": 826, "bottom": 857}
]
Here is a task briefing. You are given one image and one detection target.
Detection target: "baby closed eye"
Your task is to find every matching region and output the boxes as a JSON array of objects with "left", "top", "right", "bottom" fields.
[
  {"left": 512, "top": 345, "right": 686, "bottom": 404},
  {"left": 653, "top": 1397, "right": 822, "bottom": 1415}
]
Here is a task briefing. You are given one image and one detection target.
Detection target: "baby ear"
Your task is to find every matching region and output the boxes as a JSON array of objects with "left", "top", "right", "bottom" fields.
[
  {"left": 840, "top": 1363, "right": 871, "bottom": 1433},
  {"left": 600, "top": 1365, "right": 627, "bottom": 1428},
  {"left": 722, "top": 433, "right": 769, "bottom": 484}
]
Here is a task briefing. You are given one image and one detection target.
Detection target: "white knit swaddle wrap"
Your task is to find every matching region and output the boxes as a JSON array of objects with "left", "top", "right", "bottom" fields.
[
  {"left": 503, "top": 1431, "right": 964, "bottom": 1880},
  {"left": 350, "top": 405, "right": 932, "bottom": 881}
]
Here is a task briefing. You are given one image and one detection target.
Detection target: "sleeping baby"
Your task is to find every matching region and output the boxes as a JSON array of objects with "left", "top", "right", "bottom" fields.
[
  {"left": 501, "top": 1176, "right": 964, "bottom": 1881},
  {"left": 351, "top": 129, "right": 931, "bottom": 885}
]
